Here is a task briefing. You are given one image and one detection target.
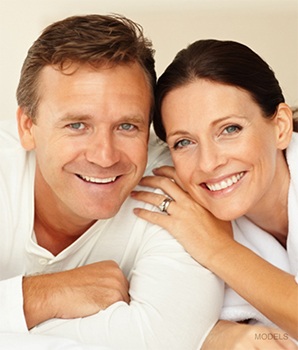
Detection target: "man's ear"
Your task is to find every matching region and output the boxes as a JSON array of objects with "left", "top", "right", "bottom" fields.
[
  {"left": 274, "top": 103, "right": 293, "bottom": 150},
  {"left": 17, "top": 107, "right": 36, "bottom": 150}
]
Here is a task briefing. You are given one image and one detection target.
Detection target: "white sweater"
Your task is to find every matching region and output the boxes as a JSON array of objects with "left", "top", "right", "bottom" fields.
[{"left": 0, "top": 120, "right": 223, "bottom": 350}]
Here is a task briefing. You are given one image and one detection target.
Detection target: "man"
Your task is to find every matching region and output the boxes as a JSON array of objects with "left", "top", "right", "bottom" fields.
[{"left": 0, "top": 14, "right": 223, "bottom": 349}]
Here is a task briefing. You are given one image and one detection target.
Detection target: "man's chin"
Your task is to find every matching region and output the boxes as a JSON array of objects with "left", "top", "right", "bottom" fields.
[{"left": 91, "top": 203, "right": 124, "bottom": 221}]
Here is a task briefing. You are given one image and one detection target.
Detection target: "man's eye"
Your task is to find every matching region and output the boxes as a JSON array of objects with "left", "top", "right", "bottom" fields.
[
  {"left": 173, "top": 139, "right": 191, "bottom": 149},
  {"left": 119, "top": 123, "right": 135, "bottom": 131},
  {"left": 68, "top": 122, "right": 85, "bottom": 130}
]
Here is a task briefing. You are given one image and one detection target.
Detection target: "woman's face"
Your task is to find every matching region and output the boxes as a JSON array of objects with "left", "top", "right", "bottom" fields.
[{"left": 161, "top": 79, "right": 288, "bottom": 221}]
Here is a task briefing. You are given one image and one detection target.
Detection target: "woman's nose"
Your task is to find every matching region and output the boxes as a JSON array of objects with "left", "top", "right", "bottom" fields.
[{"left": 198, "top": 141, "right": 228, "bottom": 173}]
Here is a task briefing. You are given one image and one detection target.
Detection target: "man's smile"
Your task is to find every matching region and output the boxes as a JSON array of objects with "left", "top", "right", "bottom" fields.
[{"left": 77, "top": 174, "right": 118, "bottom": 184}]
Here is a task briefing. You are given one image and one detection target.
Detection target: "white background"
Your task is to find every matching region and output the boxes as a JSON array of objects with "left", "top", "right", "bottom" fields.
[{"left": 0, "top": 0, "right": 297, "bottom": 120}]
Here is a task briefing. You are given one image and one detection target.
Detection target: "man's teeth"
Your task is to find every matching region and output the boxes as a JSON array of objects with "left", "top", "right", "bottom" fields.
[
  {"left": 206, "top": 172, "right": 244, "bottom": 191},
  {"left": 79, "top": 175, "right": 117, "bottom": 184}
]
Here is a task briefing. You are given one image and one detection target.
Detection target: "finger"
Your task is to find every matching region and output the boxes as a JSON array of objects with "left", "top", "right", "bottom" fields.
[
  {"left": 133, "top": 207, "right": 172, "bottom": 229},
  {"left": 115, "top": 280, "right": 130, "bottom": 304},
  {"left": 139, "top": 175, "right": 185, "bottom": 202},
  {"left": 153, "top": 166, "right": 176, "bottom": 179},
  {"left": 131, "top": 190, "right": 169, "bottom": 209},
  {"left": 122, "top": 289, "right": 131, "bottom": 304},
  {"left": 153, "top": 165, "right": 185, "bottom": 187},
  {"left": 132, "top": 191, "right": 176, "bottom": 216},
  {"left": 153, "top": 167, "right": 187, "bottom": 192},
  {"left": 113, "top": 274, "right": 130, "bottom": 304}
]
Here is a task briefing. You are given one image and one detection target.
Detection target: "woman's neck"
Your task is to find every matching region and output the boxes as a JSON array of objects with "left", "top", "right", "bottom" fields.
[{"left": 245, "top": 154, "right": 290, "bottom": 248}]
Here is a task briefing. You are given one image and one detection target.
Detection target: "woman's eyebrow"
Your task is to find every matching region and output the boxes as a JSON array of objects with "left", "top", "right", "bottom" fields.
[{"left": 167, "top": 130, "right": 191, "bottom": 138}]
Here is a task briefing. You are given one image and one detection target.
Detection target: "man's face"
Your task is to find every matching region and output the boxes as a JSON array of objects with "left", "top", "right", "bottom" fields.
[{"left": 21, "top": 62, "right": 151, "bottom": 226}]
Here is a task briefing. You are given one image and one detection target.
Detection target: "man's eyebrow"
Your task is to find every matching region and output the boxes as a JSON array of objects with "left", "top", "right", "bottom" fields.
[
  {"left": 58, "top": 114, "right": 146, "bottom": 124},
  {"left": 58, "top": 114, "right": 93, "bottom": 123},
  {"left": 119, "top": 115, "right": 146, "bottom": 124}
]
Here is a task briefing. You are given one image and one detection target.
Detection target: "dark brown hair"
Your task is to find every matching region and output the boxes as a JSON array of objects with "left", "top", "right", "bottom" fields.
[
  {"left": 16, "top": 14, "right": 156, "bottom": 122},
  {"left": 154, "top": 39, "right": 285, "bottom": 141}
]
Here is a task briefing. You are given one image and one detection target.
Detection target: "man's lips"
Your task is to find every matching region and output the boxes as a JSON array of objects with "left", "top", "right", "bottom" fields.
[
  {"left": 76, "top": 174, "right": 118, "bottom": 184},
  {"left": 204, "top": 171, "right": 245, "bottom": 192}
]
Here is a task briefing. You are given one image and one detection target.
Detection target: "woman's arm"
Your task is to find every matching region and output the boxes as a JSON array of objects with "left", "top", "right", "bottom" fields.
[
  {"left": 202, "top": 320, "right": 297, "bottom": 350},
  {"left": 131, "top": 166, "right": 298, "bottom": 340},
  {"left": 207, "top": 241, "right": 298, "bottom": 339}
]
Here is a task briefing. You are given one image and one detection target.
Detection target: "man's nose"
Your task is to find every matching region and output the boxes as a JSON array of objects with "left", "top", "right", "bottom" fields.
[{"left": 85, "top": 132, "right": 121, "bottom": 167}]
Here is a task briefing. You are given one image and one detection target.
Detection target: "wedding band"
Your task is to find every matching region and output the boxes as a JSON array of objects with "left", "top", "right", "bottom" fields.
[{"left": 158, "top": 197, "right": 173, "bottom": 214}]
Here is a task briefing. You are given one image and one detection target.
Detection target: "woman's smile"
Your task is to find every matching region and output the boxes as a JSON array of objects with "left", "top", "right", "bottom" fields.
[{"left": 203, "top": 171, "right": 245, "bottom": 192}]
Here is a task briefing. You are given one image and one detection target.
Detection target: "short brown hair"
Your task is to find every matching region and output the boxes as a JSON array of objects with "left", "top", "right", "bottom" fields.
[{"left": 16, "top": 14, "right": 156, "bottom": 121}]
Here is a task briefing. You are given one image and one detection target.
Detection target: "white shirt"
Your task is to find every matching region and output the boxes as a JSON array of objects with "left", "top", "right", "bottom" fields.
[{"left": 0, "top": 120, "right": 223, "bottom": 350}]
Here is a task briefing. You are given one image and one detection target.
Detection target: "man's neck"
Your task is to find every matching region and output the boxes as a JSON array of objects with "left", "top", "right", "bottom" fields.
[{"left": 34, "top": 207, "right": 96, "bottom": 255}]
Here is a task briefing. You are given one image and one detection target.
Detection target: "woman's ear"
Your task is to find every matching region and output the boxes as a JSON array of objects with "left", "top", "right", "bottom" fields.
[
  {"left": 274, "top": 103, "right": 293, "bottom": 150},
  {"left": 17, "top": 107, "right": 36, "bottom": 150}
]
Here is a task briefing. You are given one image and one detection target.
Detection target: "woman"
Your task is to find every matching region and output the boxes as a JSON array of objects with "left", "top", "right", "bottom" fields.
[{"left": 131, "top": 40, "right": 298, "bottom": 349}]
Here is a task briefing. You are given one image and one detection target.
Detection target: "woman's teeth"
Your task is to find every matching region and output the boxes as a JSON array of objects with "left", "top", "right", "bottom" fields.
[{"left": 206, "top": 172, "right": 244, "bottom": 191}]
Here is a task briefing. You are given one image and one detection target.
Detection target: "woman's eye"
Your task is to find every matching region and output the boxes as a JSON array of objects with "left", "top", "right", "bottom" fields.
[
  {"left": 68, "top": 122, "right": 85, "bottom": 130},
  {"left": 173, "top": 139, "right": 192, "bottom": 149},
  {"left": 119, "top": 123, "right": 135, "bottom": 131},
  {"left": 223, "top": 125, "right": 242, "bottom": 134}
]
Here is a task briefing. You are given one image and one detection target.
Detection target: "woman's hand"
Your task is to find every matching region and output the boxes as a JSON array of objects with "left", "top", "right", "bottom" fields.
[
  {"left": 132, "top": 166, "right": 298, "bottom": 339},
  {"left": 131, "top": 166, "right": 233, "bottom": 268},
  {"left": 202, "top": 320, "right": 297, "bottom": 350}
]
